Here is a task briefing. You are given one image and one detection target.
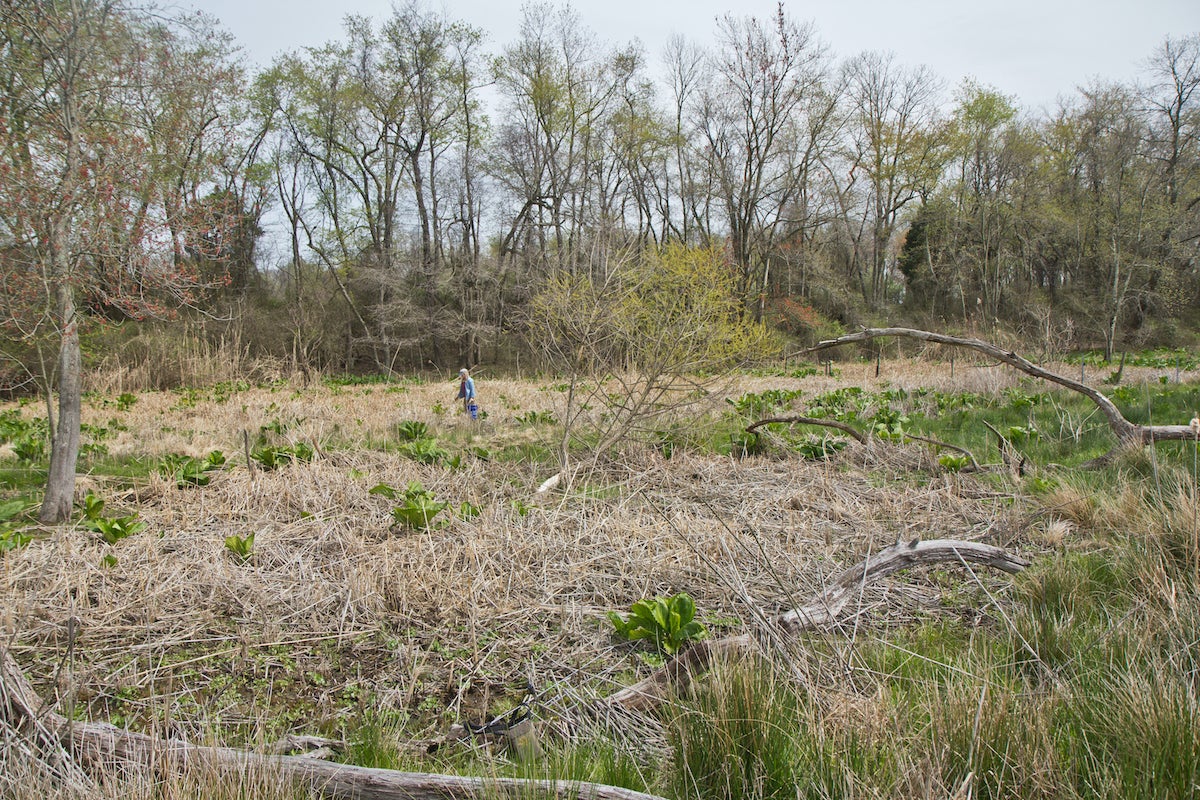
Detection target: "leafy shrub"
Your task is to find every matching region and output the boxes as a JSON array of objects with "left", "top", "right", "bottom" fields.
[
  {"left": 0, "top": 500, "right": 32, "bottom": 554},
  {"left": 396, "top": 437, "right": 449, "bottom": 465},
  {"left": 514, "top": 410, "right": 556, "bottom": 426},
  {"left": 793, "top": 436, "right": 848, "bottom": 460},
  {"left": 726, "top": 388, "right": 804, "bottom": 418},
  {"left": 870, "top": 406, "right": 909, "bottom": 441},
  {"left": 938, "top": 453, "right": 971, "bottom": 472},
  {"left": 608, "top": 593, "right": 708, "bottom": 655}
]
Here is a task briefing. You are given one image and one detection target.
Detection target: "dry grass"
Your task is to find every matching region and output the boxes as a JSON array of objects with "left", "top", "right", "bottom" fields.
[{"left": 1, "top": 369, "right": 1044, "bottom": 795}]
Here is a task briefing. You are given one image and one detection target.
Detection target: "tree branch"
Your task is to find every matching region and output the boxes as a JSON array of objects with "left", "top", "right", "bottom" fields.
[
  {"left": 795, "top": 328, "right": 1199, "bottom": 454},
  {"left": 745, "top": 415, "right": 868, "bottom": 444}
]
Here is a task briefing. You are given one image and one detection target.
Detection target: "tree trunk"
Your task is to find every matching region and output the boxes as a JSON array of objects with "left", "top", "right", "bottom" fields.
[{"left": 39, "top": 274, "right": 82, "bottom": 524}]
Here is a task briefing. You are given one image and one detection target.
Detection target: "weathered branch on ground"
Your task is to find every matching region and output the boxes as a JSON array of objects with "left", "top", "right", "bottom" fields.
[
  {"left": 605, "top": 538, "right": 1029, "bottom": 711},
  {"left": 796, "top": 328, "right": 1200, "bottom": 459},
  {"left": 0, "top": 650, "right": 665, "bottom": 800},
  {"left": 745, "top": 415, "right": 869, "bottom": 444},
  {"left": 775, "top": 538, "right": 1029, "bottom": 632}
]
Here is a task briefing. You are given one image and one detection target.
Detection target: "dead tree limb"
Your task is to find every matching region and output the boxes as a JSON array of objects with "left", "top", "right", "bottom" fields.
[
  {"left": 0, "top": 650, "right": 665, "bottom": 800},
  {"left": 796, "top": 328, "right": 1199, "bottom": 456},
  {"left": 776, "top": 538, "right": 1029, "bottom": 632},
  {"left": 745, "top": 415, "right": 868, "bottom": 444},
  {"left": 605, "top": 538, "right": 1029, "bottom": 710}
]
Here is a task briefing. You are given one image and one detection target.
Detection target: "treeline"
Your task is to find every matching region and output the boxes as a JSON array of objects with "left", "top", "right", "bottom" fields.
[{"left": 3, "top": 0, "right": 1200, "bottom": 381}]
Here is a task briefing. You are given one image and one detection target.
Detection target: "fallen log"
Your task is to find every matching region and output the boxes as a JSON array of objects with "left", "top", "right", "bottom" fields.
[
  {"left": 795, "top": 327, "right": 1200, "bottom": 460},
  {"left": 605, "top": 538, "right": 1029, "bottom": 710},
  {"left": 0, "top": 650, "right": 665, "bottom": 800}
]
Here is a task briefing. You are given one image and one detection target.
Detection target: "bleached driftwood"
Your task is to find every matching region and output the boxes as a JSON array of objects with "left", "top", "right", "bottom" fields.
[{"left": 775, "top": 538, "right": 1029, "bottom": 631}]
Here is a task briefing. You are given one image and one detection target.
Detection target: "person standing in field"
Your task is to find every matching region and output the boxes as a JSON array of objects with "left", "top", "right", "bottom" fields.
[{"left": 457, "top": 368, "right": 477, "bottom": 418}]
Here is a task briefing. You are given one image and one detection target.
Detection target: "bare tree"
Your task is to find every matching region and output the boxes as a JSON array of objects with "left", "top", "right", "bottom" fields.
[
  {"left": 0, "top": 0, "right": 239, "bottom": 521},
  {"left": 697, "top": 4, "right": 831, "bottom": 319},
  {"left": 840, "top": 51, "right": 943, "bottom": 307}
]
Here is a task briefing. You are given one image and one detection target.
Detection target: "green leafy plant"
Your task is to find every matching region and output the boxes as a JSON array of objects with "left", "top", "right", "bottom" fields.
[
  {"left": 457, "top": 501, "right": 481, "bottom": 520},
  {"left": 608, "top": 592, "right": 709, "bottom": 656},
  {"left": 727, "top": 431, "right": 763, "bottom": 457},
  {"left": 115, "top": 392, "right": 138, "bottom": 411},
  {"left": 395, "top": 420, "right": 429, "bottom": 441},
  {"left": 250, "top": 442, "right": 315, "bottom": 470},
  {"left": 726, "top": 388, "right": 804, "bottom": 418},
  {"left": 871, "top": 407, "right": 909, "bottom": 441},
  {"left": 793, "top": 436, "right": 848, "bottom": 460},
  {"left": 159, "top": 450, "right": 227, "bottom": 487},
  {"left": 514, "top": 409, "right": 557, "bottom": 426},
  {"left": 11, "top": 433, "right": 45, "bottom": 463},
  {"left": 938, "top": 453, "right": 971, "bottom": 472},
  {"left": 224, "top": 532, "right": 255, "bottom": 563},
  {"left": 0, "top": 500, "right": 33, "bottom": 554},
  {"left": 396, "top": 437, "right": 449, "bottom": 465},
  {"left": 81, "top": 492, "right": 146, "bottom": 544},
  {"left": 383, "top": 482, "right": 449, "bottom": 529}
]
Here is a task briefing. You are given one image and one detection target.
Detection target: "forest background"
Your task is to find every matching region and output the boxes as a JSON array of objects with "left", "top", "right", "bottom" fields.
[{"left": 2, "top": 0, "right": 1198, "bottom": 390}]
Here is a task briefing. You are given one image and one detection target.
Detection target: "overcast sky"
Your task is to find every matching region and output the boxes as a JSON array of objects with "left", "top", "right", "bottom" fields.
[{"left": 182, "top": 0, "right": 1199, "bottom": 111}]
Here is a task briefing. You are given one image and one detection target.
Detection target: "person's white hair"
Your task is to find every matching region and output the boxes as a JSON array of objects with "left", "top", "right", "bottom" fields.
[{"left": 459, "top": 368, "right": 469, "bottom": 375}]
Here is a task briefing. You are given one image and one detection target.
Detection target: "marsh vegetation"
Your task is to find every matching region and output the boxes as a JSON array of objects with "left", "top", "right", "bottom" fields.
[{"left": 2, "top": 355, "right": 1198, "bottom": 799}]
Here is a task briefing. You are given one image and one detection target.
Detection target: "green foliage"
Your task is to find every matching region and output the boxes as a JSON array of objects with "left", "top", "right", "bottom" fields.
[
  {"left": 224, "top": 532, "right": 255, "bottom": 563},
  {"left": 379, "top": 482, "right": 449, "bottom": 530},
  {"left": 806, "top": 386, "right": 869, "bottom": 422},
  {"left": 514, "top": 410, "right": 556, "bottom": 426},
  {"left": 1066, "top": 347, "right": 1200, "bottom": 371},
  {"left": 0, "top": 411, "right": 48, "bottom": 464},
  {"left": 793, "top": 436, "right": 848, "bottom": 460},
  {"left": 668, "top": 663, "right": 891, "bottom": 800},
  {"left": 937, "top": 452, "right": 971, "bottom": 472},
  {"left": 529, "top": 244, "right": 780, "bottom": 468},
  {"left": 159, "top": 450, "right": 227, "bottom": 487},
  {"left": 115, "top": 392, "right": 138, "bottom": 411},
  {"left": 726, "top": 388, "right": 804, "bottom": 418},
  {"left": 0, "top": 499, "right": 33, "bottom": 554},
  {"left": 396, "top": 437, "right": 450, "bottom": 465},
  {"left": 82, "top": 493, "right": 146, "bottom": 544},
  {"left": 250, "top": 442, "right": 315, "bottom": 470},
  {"left": 608, "top": 592, "right": 708, "bottom": 655},
  {"left": 394, "top": 420, "right": 429, "bottom": 442},
  {"left": 725, "top": 431, "right": 763, "bottom": 457},
  {"left": 870, "top": 406, "right": 909, "bottom": 440}
]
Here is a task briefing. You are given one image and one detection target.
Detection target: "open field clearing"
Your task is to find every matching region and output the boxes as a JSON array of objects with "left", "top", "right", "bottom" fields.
[{"left": 2, "top": 359, "right": 1199, "bottom": 799}]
